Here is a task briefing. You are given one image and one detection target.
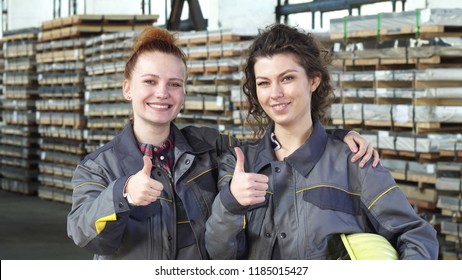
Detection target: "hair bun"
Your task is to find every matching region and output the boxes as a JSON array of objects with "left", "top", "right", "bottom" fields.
[{"left": 133, "top": 26, "right": 176, "bottom": 53}]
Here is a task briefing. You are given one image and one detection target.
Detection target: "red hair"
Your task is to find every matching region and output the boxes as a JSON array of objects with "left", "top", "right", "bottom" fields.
[{"left": 124, "top": 26, "right": 187, "bottom": 79}]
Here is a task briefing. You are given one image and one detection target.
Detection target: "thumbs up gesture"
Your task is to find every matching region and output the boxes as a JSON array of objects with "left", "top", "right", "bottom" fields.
[
  {"left": 230, "top": 147, "right": 269, "bottom": 206},
  {"left": 124, "top": 156, "right": 164, "bottom": 206}
]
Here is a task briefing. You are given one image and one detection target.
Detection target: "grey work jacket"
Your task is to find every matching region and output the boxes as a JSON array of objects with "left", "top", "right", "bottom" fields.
[
  {"left": 67, "top": 122, "right": 238, "bottom": 259},
  {"left": 205, "top": 120, "right": 439, "bottom": 260}
]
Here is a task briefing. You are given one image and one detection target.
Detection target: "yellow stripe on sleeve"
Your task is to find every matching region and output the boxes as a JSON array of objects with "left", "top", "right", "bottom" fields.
[{"left": 368, "top": 186, "right": 399, "bottom": 210}]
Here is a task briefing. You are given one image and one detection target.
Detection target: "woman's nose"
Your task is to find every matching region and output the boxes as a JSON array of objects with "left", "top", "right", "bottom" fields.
[
  {"left": 154, "top": 84, "right": 169, "bottom": 99},
  {"left": 270, "top": 83, "right": 284, "bottom": 98}
]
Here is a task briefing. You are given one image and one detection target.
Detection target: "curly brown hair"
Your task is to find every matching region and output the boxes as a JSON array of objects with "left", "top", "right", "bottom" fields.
[{"left": 243, "top": 23, "right": 335, "bottom": 139}]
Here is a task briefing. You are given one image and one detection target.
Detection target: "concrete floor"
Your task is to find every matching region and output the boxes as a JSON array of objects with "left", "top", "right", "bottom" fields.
[{"left": 0, "top": 190, "right": 93, "bottom": 260}]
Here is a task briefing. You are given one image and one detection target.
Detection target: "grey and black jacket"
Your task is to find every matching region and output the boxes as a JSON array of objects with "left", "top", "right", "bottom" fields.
[
  {"left": 67, "top": 121, "right": 238, "bottom": 259},
  {"left": 205, "top": 120, "right": 439, "bottom": 260}
]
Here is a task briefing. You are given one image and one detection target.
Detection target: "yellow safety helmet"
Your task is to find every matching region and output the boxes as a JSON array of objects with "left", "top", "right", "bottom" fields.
[{"left": 340, "top": 233, "right": 399, "bottom": 260}]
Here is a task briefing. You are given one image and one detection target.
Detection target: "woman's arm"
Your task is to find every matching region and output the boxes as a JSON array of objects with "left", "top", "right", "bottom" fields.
[
  {"left": 67, "top": 160, "right": 131, "bottom": 255},
  {"left": 205, "top": 150, "right": 249, "bottom": 259}
]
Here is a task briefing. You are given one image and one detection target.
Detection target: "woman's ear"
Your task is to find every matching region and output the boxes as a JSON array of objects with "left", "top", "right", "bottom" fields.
[
  {"left": 122, "top": 79, "right": 132, "bottom": 100},
  {"left": 310, "top": 76, "right": 321, "bottom": 93}
]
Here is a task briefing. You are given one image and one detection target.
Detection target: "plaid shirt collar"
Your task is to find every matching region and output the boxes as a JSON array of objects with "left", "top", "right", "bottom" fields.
[{"left": 138, "top": 129, "right": 175, "bottom": 175}]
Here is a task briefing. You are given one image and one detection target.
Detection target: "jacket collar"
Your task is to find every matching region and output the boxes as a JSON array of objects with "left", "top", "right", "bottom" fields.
[
  {"left": 252, "top": 119, "right": 327, "bottom": 177},
  {"left": 252, "top": 124, "right": 278, "bottom": 173},
  {"left": 171, "top": 124, "right": 215, "bottom": 156},
  {"left": 113, "top": 121, "right": 145, "bottom": 175}
]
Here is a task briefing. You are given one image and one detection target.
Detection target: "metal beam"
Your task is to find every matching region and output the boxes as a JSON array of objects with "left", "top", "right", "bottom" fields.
[
  {"left": 167, "top": 0, "right": 185, "bottom": 30},
  {"left": 187, "top": 0, "right": 206, "bottom": 30},
  {"left": 53, "top": 0, "right": 62, "bottom": 18},
  {"left": 167, "top": 0, "right": 206, "bottom": 31},
  {"left": 1, "top": 0, "right": 7, "bottom": 32},
  {"left": 141, "top": 0, "right": 152, "bottom": 14},
  {"left": 70, "top": 0, "right": 77, "bottom": 15},
  {"left": 276, "top": 0, "right": 404, "bottom": 16}
]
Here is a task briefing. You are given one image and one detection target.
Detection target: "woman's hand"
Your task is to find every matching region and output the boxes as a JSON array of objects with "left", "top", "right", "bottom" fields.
[
  {"left": 124, "top": 156, "right": 164, "bottom": 206},
  {"left": 344, "top": 131, "right": 380, "bottom": 168},
  {"left": 230, "top": 147, "right": 269, "bottom": 206}
]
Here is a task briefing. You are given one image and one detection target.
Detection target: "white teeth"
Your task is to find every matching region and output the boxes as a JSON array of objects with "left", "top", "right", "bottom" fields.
[
  {"left": 273, "top": 104, "right": 287, "bottom": 110},
  {"left": 149, "top": 104, "right": 169, "bottom": 109}
]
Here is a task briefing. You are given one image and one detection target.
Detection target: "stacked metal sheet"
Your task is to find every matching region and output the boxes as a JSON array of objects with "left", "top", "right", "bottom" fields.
[
  {"left": 329, "top": 8, "right": 462, "bottom": 259},
  {"left": 436, "top": 161, "right": 462, "bottom": 260},
  {"left": 330, "top": 8, "right": 462, "bottom": 40},
  {"left": 0, "top": 28, "right": 40, "bottom": 194},
  {"left": 35, "top": 36, "right": 87, "bottom": 203},
  {"left": 0, "top": 40, "right": 3, "bottom": 125},
  {"left": 177, "top": 29, "right": 253, "bottom": 139},
  {"left": 83, "top": 31, "right": 138, "bottom": 153},
  {"left": 331, "top": 68, "right": 462, "bottom": 132}
]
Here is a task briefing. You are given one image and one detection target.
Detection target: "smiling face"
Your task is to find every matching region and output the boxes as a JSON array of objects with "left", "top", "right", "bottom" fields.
[
  {"left": 123, "top": 51, "right": 186, "bottom": 130},
  {"left": 254, "top": 53, "right": 320, "bottom": 131}
]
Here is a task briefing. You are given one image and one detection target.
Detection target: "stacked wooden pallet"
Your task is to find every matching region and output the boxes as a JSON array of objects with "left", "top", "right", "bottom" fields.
[
  {"left": 40, "top": 14, "right": 159, "bottom": 41},
  {"left": 84, "top": 31, "right": 137, "bottom": 153},
  {"left": 329, "top": 8, "right": 462, "bottom": 259},
  {"left": 0, "top": 28, "right": 40, "bottom": 195},
  {"left": 177, "top": 29, "right": 253, "bottom": 138}
]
